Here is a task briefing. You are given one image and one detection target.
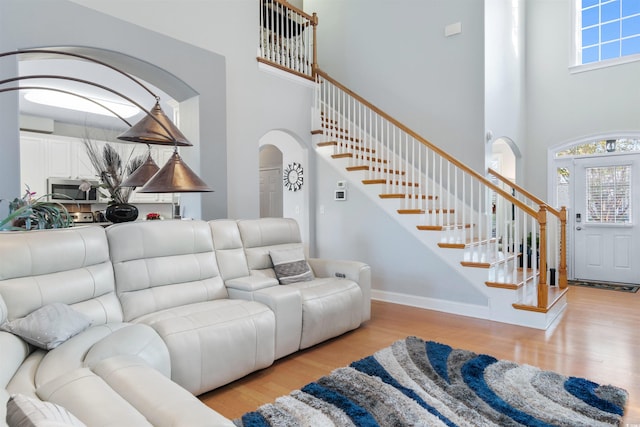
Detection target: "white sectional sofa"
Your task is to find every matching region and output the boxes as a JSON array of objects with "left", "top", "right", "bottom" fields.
[{"left": 0, "top": 218, "right": 370, "bottom": 426}]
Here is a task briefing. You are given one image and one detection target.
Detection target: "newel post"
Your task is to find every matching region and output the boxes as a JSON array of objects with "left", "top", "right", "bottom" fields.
[
  {"left": 537, "top": 205, "right": 548, "bottom": 308},
  {"left": 559, "top": 206, "right": 568, "bottom": 289}
]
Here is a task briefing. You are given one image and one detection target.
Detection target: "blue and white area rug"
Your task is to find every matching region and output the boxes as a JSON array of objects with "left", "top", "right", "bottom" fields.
[{"left": 234, "top": 336, "right": 627, "bottom": 426}]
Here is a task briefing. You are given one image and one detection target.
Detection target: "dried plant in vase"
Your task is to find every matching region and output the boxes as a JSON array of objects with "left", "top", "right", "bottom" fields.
[
  {"left": 83, "top": 138, "right": 144, "bottom": 204},
  {"left": 83, "top": 137, "right": 145, "bottom": 222}
]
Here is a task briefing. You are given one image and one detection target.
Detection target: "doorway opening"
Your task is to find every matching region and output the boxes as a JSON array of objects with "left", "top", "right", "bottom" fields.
[{"left": 259, "top": 144, "right": 283, "bottom": 218}]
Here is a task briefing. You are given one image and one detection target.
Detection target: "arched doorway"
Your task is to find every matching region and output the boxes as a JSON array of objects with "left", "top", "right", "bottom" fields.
[
  {"left": 258, "top": 129, "right": 310, "bottom": 246},
  {"left": 490, "top": 137, "right": 518, "bottom": 181}
]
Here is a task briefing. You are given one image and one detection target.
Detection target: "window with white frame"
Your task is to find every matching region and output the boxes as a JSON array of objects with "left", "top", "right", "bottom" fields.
[{"left": 576, "top": 0, "right": 640, "bottom": 65}]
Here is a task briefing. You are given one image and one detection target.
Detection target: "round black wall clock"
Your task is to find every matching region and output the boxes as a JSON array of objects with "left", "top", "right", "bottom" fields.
[{"left": 283, "top": 162, "right": 303, "bottom": 191}]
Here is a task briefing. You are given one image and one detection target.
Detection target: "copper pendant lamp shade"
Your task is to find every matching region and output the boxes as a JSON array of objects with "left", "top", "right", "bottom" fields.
[
  {"left": 120, "top": 152, "right": 160, "bottom": 187},
  {"left": 117, "top": 102, "right": 192, "bottom": 146},
  {"left": 139, "top": 151, "right": 213, "bottom": 193}
]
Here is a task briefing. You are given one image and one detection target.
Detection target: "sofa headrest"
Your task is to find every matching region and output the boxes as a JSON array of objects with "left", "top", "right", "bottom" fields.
[
  {"left": 237, "top": 218, "right": 302, "bottom": 248},
  {"left": 107, "top": 219, "right": 214, "bottom": 263},
  {"left": 0, "top": 226, "right": 121, "bottom": 324},
  {"left": 237, "top": 218, "right": 304, "bottom": 271}
]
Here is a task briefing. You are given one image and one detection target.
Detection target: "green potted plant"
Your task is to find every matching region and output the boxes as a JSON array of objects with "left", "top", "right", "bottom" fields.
[{"left": 0, "top": 185, "right": 72, "bottom": 231}]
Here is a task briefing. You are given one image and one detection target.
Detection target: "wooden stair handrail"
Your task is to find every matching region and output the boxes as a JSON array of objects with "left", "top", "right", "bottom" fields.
[
  {"left": 315, "top": 68, "right": 537, "bottom": 218},
  {"left": 488, "top": 168, "right": 561, "bottom": 218}
]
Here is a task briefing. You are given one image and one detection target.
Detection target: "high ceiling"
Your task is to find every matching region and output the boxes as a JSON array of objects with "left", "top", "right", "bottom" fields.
[{"left": 16, "top": 57, "right": 174, "bottom": 134}]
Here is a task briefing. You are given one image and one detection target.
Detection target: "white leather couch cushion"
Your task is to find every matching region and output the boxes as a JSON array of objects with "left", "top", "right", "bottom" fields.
[
  {"left": 132, "top": 299, "right": 275, "bottom": 395},
  {"left": 37, "top": 368, "right": 152, "bottom": 427},
  {"left": 93, "top": 355, "right": 234, "bottom": 426},
  {"left": 33, "top": 322, "right": 170, "bottom": 388}
]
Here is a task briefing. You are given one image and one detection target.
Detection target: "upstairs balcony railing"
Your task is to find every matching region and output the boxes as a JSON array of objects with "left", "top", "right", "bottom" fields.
[{"left": 258, "top": 0, "right": 317, "bottom": 80}]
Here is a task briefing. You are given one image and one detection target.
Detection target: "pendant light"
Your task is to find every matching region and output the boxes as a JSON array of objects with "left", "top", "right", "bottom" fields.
[
  {"left": 120, "top": 150, "right": 160, "bottom": 187},
  {"left": 117, "top": 101, "right": 191, "bottom": 146},
  {"left": 138, "top": 149, "right": 212, "bottom": 193}
]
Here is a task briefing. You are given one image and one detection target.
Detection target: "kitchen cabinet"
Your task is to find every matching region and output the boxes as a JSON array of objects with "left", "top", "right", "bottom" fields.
[{"left": 20, "top": 132, "right": 177, "bottom": 204}]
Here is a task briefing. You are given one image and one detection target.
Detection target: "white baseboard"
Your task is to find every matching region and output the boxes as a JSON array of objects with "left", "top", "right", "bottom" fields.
[
  {"left": 371, "top": 289, "right": 568, "bottom": 330},
  {"left": 370, "top": 289, "right": 490, "bottom": 321}
]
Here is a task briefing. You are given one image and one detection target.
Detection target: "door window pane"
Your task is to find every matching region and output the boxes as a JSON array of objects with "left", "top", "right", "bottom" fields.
[{"left": 586, "top": 165, "right": 631, "bottom": 223}]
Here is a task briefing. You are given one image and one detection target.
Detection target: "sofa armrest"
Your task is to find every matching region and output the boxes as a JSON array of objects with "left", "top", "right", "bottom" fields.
[
  {"left": 0, "top": 331, "right": 30, "bottom": 389},
  {"left": 227, "top": 285, "right": 302, "bottom": 359},
  {"left": 225, "top": 275, "right": 279, "bottom": 292},
  {"left": 92, "top": 355, "right": 234, "bottom": 426},
  {"left": 307, "top": 258, "right": 372, "bottom": 321}
]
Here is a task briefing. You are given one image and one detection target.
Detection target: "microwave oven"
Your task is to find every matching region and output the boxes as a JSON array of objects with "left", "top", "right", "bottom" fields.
[{"left": 47, "top": 178, "right": 102, "bottom": 204}]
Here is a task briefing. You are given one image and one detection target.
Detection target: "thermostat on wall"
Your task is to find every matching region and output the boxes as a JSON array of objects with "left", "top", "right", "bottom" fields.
[{"left": 334, "top": 189, "right": 347, "bottom": 201}]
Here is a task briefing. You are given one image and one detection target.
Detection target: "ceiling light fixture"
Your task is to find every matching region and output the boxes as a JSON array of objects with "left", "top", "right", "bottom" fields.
[{"left": 24, "top": 89, "right": 140, "bottom": 118}]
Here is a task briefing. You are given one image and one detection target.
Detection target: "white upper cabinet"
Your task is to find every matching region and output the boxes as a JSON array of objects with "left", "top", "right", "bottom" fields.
[{"left": 20, "top": 131, "right": 176, "bottom": 203}]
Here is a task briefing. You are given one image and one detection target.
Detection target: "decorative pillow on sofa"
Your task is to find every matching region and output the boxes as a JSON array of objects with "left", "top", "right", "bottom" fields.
[
  {"left": 269, "top": 247, "right": 315, "bottom": 285},
  {"left": 6, "top": 394, "right": 86, "bottom": 427},
  {"left": 0, "top": 303, "right": 91, "bottom": 350}
]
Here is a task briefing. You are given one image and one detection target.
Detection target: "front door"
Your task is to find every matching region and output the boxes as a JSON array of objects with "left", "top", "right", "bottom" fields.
[{"left": 573, "top": 155, "right": 639, "bottom": 284}]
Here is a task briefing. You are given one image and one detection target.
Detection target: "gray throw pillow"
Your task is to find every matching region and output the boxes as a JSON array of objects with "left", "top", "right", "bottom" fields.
[
  {"left": 270, "top": 247, "right": 314, "bottom": 285},
  {"left": 0, "top": 303, "right": 91, "bottom": 350},
  {"left": 6, "top": 394, "right": 86, "bottom": 427}
]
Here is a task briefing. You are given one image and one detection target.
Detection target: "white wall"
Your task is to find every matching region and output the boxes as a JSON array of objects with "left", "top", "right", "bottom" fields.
[
  {"left": 525, "top": 0, "right": 640, "bottom": 198},
  {"left": 68, "top": 0, "right": 314, "bottom": 220},
  {"left": 306, "top": 0, "right": 486, "bottom": 174},
  {"left": 0, "top": 23, "right": 20, "bottom": 219},
  {"left": 485, "top": 0, "right": 526, "bottom": 183},
  {"left": 315, "top": 155, "right": 487, "bottom": 306}
]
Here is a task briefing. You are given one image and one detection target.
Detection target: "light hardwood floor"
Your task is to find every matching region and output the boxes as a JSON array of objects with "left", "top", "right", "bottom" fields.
[{"left": 200, "top": 285, "right": 640, "bottom": 424}]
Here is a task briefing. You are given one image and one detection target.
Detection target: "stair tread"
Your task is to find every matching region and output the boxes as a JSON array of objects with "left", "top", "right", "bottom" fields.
[
  {"left": 399, "top": 209, "right": 454, "bottom": 215},
  {"left": 438, "top": 237, "right": 495, "bottom": 249},
  {"left": 362, "top": 179, "right": 418, "bottom": 187},
  {"left": 512, "top": 286, "right": 568, "bottom": 313},
  {"left": 486, "top": 268, "right": 539, "bottom": 289},
  {"left": 318, "top": 141, "right": 375, "bottom": 153},
  {"left": 380, "top": 193, "right": 435, "bottom": 200},
  {"left": 346, "top": 166, "right": 405, "bottom": 175},
  {"left": 331, "top": 153, "right": 388, "bottom": 163},
  {"left": 460, "top": 253, "right": 517, "bottom": 269},
  {"left": 417, "top": 223, "right": 471, "bottom": 231}
]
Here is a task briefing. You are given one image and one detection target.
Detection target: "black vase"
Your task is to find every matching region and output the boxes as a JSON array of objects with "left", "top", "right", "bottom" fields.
[{"left": 105, "top": 203, "right": 138, "bottom": 223}]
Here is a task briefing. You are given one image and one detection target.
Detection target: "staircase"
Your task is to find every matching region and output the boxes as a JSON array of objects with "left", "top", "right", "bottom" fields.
[
  {"left": 311, "top": 70, "right": 568, "bottom": 330},
  {"left": 257, "top": 0, "right": 568, "bottom": 330}
]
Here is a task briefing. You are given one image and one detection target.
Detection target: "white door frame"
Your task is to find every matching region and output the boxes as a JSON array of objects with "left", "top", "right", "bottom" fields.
[
  {"left": 572, "top": 154, "right": 639, "bottom": 283},
  {"left": 548, "top": 135, "right": 640, "bottom": 283}
]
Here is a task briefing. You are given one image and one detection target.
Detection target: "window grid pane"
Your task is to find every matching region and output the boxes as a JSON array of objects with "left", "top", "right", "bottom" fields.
[
  {"left": 579, "top": 0, "right": 640, "bottom": 64},
  {"left": 585, "top": 165, "right": 631, "bottom": 224}
]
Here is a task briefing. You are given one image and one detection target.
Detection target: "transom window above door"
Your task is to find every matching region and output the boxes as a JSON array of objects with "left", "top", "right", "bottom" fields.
[
  {"left": 574, "top": 0, "right": 640, "bottom": 68},
  {"left": 555, "top": 137, "right": 640, "bottom": 157}
]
